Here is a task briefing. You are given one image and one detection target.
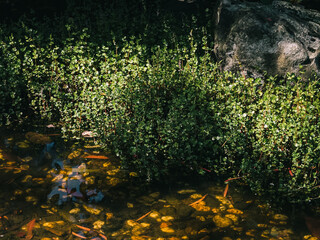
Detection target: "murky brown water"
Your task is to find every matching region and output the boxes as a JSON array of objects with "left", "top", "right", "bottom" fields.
[{"left": 0, "top": 126, "right": 318, "bottom": 240}]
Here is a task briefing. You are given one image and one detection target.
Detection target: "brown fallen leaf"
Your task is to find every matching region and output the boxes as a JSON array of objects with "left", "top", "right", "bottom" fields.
[
  {"left": 99, "top": 233, "right": 108, "bottom": 240},
  {"left": 72, "top": 231, "right": 87, "bottom": 239},
  {"left": 25, "top": 218, "right": 36, "bottom": 240},
  {"left": 160, "top": 222, "right": 172, "bottom": 228},
  {"left": 76, "top": 224, "right": 91, "bottom": 231}
]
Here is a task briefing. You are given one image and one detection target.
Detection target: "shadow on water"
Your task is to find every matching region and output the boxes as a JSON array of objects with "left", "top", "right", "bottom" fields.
[{"left": 0, "top": 125, "right": 319, "bottom": 240}]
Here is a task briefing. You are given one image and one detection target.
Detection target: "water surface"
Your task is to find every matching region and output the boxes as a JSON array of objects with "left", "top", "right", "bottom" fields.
[{"left": 0, "top": 126, "right": 317, "bottom": 240}]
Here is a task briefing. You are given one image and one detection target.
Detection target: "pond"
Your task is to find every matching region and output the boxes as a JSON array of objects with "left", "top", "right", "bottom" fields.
[{"left": 0, "top": 125, "right": 318, "bottom": 240}]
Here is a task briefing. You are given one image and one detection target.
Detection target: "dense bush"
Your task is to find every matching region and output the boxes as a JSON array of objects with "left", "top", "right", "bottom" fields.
[
  {"left": 0, "top": 29, "right": 28, "bottom": 125},
  {"left": 214, "top": 74, "right": 320, "bottom": 203},
  {"left": 247, "top": 76, "right": 320, "bottom": 203},
  {"left": 1, "top": 0, "right": 320, "bottom": 204},
  {"left": 101, "top": 39, "right": 223, "bottom": 179}
]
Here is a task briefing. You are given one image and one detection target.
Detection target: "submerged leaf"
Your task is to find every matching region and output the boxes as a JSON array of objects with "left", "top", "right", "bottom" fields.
[{"left": 25, "top": 218, "right": 36, "bottom": 240}]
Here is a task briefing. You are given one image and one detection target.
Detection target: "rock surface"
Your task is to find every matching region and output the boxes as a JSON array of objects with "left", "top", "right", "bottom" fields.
[{"left": 214, "top": 0, "right": 320, "bottom": 79}]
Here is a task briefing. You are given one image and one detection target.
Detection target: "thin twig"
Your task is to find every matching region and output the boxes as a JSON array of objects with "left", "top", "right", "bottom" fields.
[
  {"left": 189, "top": 194, "right": 208, "bottom": 206},
  {"left": 136, "top": 211, "right": 152, "bottom": 222},
  {"left": 223, "top": 184, "right": 229, "bottom": 197}
]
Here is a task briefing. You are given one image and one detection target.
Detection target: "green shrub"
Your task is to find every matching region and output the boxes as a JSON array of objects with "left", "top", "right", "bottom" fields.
[
  {"left": 213, "top": 73, "right": 320, "bottom": 204},
  {"left": 99, "top": 40, "right": 223, "bottom": 179},
  {"left": 0, "top": 32, "right": 26, "bottom": 125},
  {"left": 246, "top": 76, "right": 320, "bottom": 203}
]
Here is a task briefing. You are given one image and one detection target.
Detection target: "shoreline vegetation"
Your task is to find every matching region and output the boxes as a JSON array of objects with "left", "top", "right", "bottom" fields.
[{"left": 1, "top": 0, "right": 320, "bottom": 206}]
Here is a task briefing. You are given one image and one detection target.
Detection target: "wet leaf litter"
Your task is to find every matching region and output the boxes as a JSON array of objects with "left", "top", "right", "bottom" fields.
[{"left": 0, "top": 129, "right": 318, "bottom": 239}]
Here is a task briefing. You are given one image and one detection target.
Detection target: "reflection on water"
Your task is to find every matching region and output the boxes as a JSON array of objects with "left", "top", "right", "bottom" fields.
[{"left": 0, "top": 127, "right": 318, "bottom": 240}]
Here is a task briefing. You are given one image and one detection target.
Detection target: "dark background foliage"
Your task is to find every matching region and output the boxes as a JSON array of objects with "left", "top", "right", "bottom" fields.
[{"left": 1, "top": 0, "right": 320, "bottom": 23}]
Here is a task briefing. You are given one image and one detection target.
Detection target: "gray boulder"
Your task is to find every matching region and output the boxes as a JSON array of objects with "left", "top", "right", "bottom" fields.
[{"left": 214, "top": 0, "right": 320, "bottom": 79}]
